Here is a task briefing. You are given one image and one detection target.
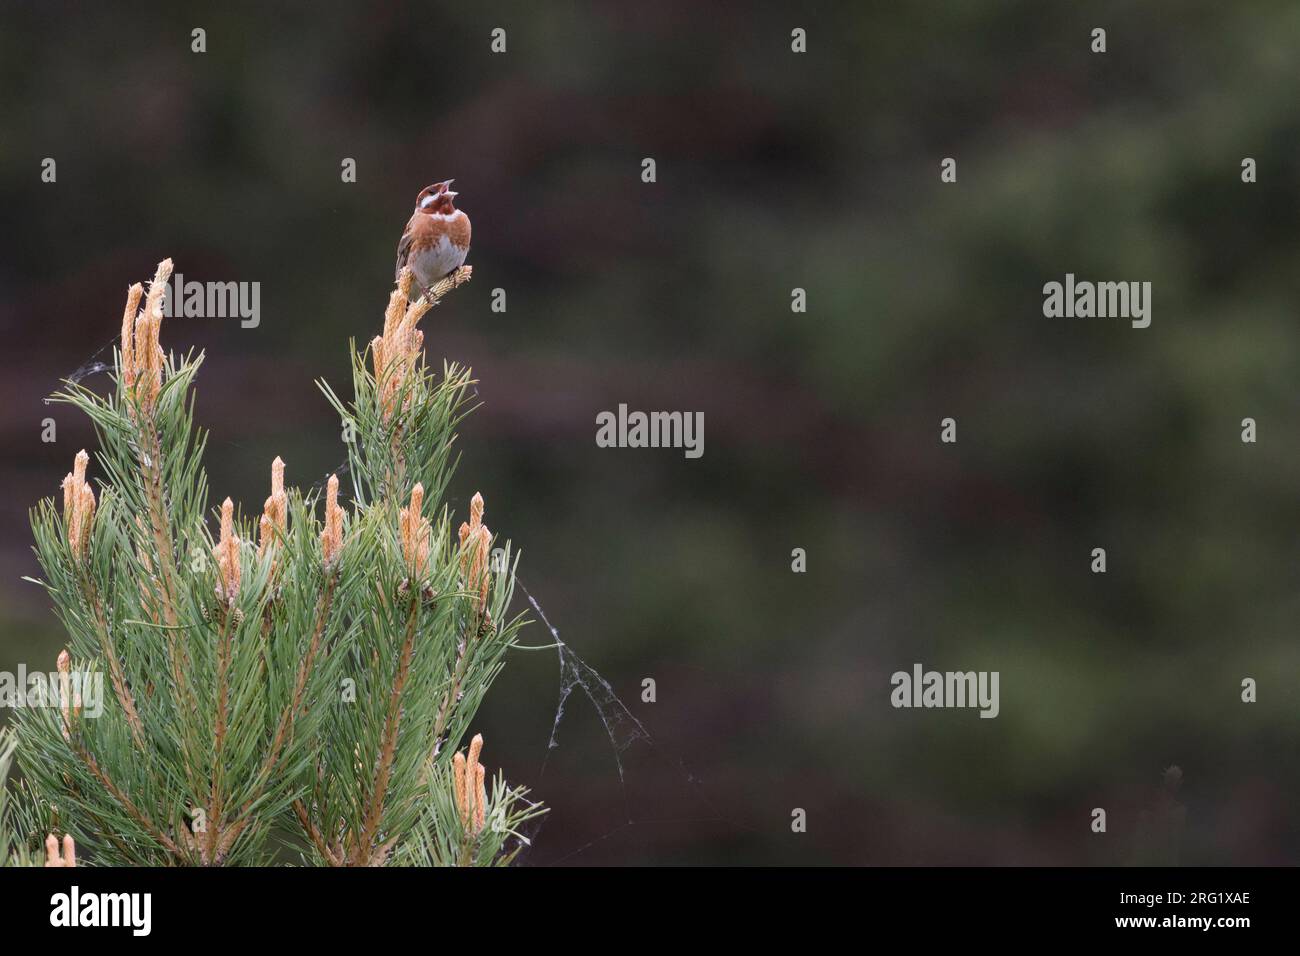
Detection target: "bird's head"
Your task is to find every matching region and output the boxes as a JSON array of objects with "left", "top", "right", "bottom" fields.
[{"left": 415, "top": 180, "right": 459, "bottom": 215}]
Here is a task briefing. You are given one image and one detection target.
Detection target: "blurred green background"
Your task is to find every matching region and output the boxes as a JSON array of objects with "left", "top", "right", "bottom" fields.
[{"left": 1, "top": 1, "right": 1297, "bottom": 864}]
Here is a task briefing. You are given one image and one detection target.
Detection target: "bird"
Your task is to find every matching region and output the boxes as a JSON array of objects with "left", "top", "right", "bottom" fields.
[{"left": 394, "top": 180, "right": 472, "bottom": 301}]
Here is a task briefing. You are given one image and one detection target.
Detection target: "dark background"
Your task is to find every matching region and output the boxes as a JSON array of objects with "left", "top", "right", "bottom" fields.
[{"left": 1, "top": 1, "right": 1297, "bottom": 865}]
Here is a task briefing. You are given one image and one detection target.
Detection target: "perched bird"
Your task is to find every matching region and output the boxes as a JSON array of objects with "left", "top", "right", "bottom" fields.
[{"left": 394, "top": 180, "right": 472, "bottom": 299}]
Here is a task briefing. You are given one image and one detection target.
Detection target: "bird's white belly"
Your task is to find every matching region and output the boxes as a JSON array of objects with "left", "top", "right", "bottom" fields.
[{"left": 411, "top": 236, "right": 467, "bottom": 287}]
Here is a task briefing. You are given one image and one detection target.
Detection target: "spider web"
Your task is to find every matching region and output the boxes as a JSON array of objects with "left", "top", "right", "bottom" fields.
[
  {"left": 516, "top": 579, "right": 651, "bottom": 783},
  {"left": 513, "top": 578, "right": 744, "bottom": 866},
  {"left": 62, "top": 338, "right": 117, "bottom": 386}
]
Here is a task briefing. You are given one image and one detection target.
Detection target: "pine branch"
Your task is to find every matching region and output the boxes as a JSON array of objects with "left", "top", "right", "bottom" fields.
[
  {"left": 207, "top": 603, "right": 236, "bottom": 862},
  {"left": 73, "top": 556, "right": 144, "bottom": 748},
  {"left": 12, "top": 257, "right": 543, "bottom": 869},
  {"left": 68, "top": 737, "right": 185, "bottom": 859},
  {"left": 349, "top": 593, "right": 421, "bottom": 866},
  {"left": 251, "top": 569, "right": 339, "bottom": 791}
]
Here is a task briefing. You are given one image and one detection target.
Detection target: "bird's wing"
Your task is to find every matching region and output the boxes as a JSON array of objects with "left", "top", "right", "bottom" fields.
[{"left": 395, "top": 219, "right": 415, "bottom": 280}]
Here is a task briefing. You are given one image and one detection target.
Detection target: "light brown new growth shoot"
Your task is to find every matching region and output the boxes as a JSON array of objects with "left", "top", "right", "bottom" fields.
[
  {"left": 257, "top": 456, "right": 288, "bottom": 558},
  {"left": 453, "top": 733, "right": 489, "bottom": 834},
  {"left": 320, "top": 474, "right": 345, "bottom": 566},
  {"left": 373, "top": 265, "right": 472, "bottom": 419},
  {"left": 120, "top": 259, "right": 173, "bottom": 412},
  {"left": 43, "top": 833, "right": 77, "bottom": 868},
  {"left": 60, "top": 450, "right": 96, "bottom": 560},
  {"left": 458, "top": 492, "right": 492, "bottom": 612},
  {"left": 257, "top": 456, "right": 291, "bottom": 579},
  {"left": 56, "top": 648, "right": 81, "bottom": 741},
  {"left": 399, "top": 483, "right": 431, "bottom": 580},
  {"left": 213, "top": 497, "right": 241, "bottom": 603}
]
